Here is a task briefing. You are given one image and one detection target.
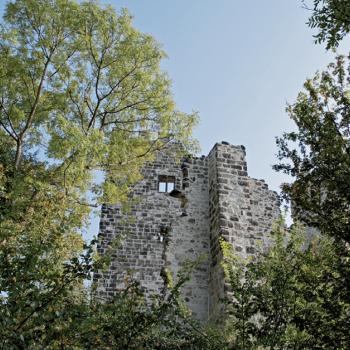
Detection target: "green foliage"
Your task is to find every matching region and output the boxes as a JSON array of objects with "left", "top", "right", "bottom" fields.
[
  {"left": 0, "top": 0, "right": 204, "bottom": 348},
  {"left": 304, "top": 0, "right": 350, "bottom": 49},
  {"left": 222, "top": 219, "right": 350, "bottom": 349},
  {"left": 274, "top": 54, "right": 350, "bottom": 244},
  {"left": 271, "top": 9, "right": 350, "bottom": 347},
  {"left": 1, "top": 257, "right": 223, "bottom": 349},
  {"left": 0, "top": 0, "right": 198, "bottom": 205}
]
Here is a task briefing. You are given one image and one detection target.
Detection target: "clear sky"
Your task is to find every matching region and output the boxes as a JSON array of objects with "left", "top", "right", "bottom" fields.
[{"left": 1, "top": 0, "right": 349, "bottom": 238}]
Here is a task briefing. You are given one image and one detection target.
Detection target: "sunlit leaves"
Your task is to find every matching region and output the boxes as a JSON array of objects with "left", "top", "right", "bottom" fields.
[
  {"left": 304, "top": 0, "right": 350, "bottom": 49},
  {"left": 0, "top": 0, "right": 198, "bottom": 347},
  {"left": 274, "top": 55, "right": 350, "bottom": 243}
]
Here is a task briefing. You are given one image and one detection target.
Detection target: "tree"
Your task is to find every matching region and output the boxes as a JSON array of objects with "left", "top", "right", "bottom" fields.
[
  {"left": 0, "top": 0, "right": 197, "bottom": 205},
  {"left": 274, "top": 55, "right": 350, "bottom": 244},
  {"left": 222, "top": 220, "right": 350, "bottom": 350},
  {"left": 1, "top": 256, "right": 224, "bottom": 349},
  {"left": 304, "top": 0, "right": 350, "bottom": 49},
  {"left": 262, "top": 5, "right": 350, "bottom": 348},
  {"left": 0, "top": 0, "right": 199, "bottom": 346},
  {"left": 288, "top": 4, "right": 350, "bottom": 241}
]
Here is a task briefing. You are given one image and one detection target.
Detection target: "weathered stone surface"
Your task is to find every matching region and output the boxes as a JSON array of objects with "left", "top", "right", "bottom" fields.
[{"left": 94, "top": 141, "right": 280, "bottom": 323}]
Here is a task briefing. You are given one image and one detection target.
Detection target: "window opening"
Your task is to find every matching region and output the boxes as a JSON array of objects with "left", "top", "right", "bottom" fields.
[{"left": 158, "top": 175, "right": 175, "bottom": 193}]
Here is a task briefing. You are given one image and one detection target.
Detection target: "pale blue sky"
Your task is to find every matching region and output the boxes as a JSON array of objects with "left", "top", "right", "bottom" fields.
[{"left": 1, "top": 1, "right": 350, "bottom": 238}]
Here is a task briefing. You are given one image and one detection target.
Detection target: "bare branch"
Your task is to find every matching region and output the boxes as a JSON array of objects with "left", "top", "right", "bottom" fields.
[
  {"left": 0, "top": 100, "right": 19, "bottom": 140},
  {"left": 0, "top": 119, "right": 17, "bottom": 141},
  {"left": 102, "top": 97, "right": 155, "bottom": 127},
  {"left": 48, "top": 49, "right": 77, "bottom": 79},
  {"left": 15, "top": 55, "right": 51, "bottom": 169},
  {"left": 68, "top": 90, "right": 87, "bottom": 135},
  {"left": 100, "top": 65, "right": 138, "bottom": 102}
]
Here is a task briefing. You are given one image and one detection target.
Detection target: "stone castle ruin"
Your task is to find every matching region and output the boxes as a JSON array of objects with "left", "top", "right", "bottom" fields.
[{"left": 94, "top": 142, "right": 280, "bottom": 322}]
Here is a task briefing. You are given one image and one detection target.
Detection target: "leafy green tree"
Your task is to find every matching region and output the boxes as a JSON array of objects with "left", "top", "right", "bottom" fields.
[
  {"left": 269, "top": 15, "right": 350, "bottom": 343},
  {"left": 0, "top": 0, "right": 197, "bottom": 204},
  {"left": 304, "top": 0, "right": 350, "bottom": 49},
  {"left": 222, "top": 220, "right": 350, "bottom": 350},
  {"left": 274, "top": 55, "right": 350, "bottom": 244},
  {"left": 1, "top": 257, "right": 223, "bottom": 349},
  {"left": 0, "top": 0, "right": 200, "bottom": 347}
]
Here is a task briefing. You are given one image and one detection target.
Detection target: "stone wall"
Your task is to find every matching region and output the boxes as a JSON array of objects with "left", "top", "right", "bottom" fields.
[
  {"left": 208, "top": 143, "right": 280, "bottom": 320},
  {"left": 94, "top": 141, "right": 280, "bottom": 323},
  {"left": 165, "top": 156, "right": 210, "bottom": 321}
]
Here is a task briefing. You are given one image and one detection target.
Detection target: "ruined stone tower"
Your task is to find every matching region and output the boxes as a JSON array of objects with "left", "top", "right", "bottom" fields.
[{"left": 94, "top": 142, "right": 280, "bottom": 322}]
